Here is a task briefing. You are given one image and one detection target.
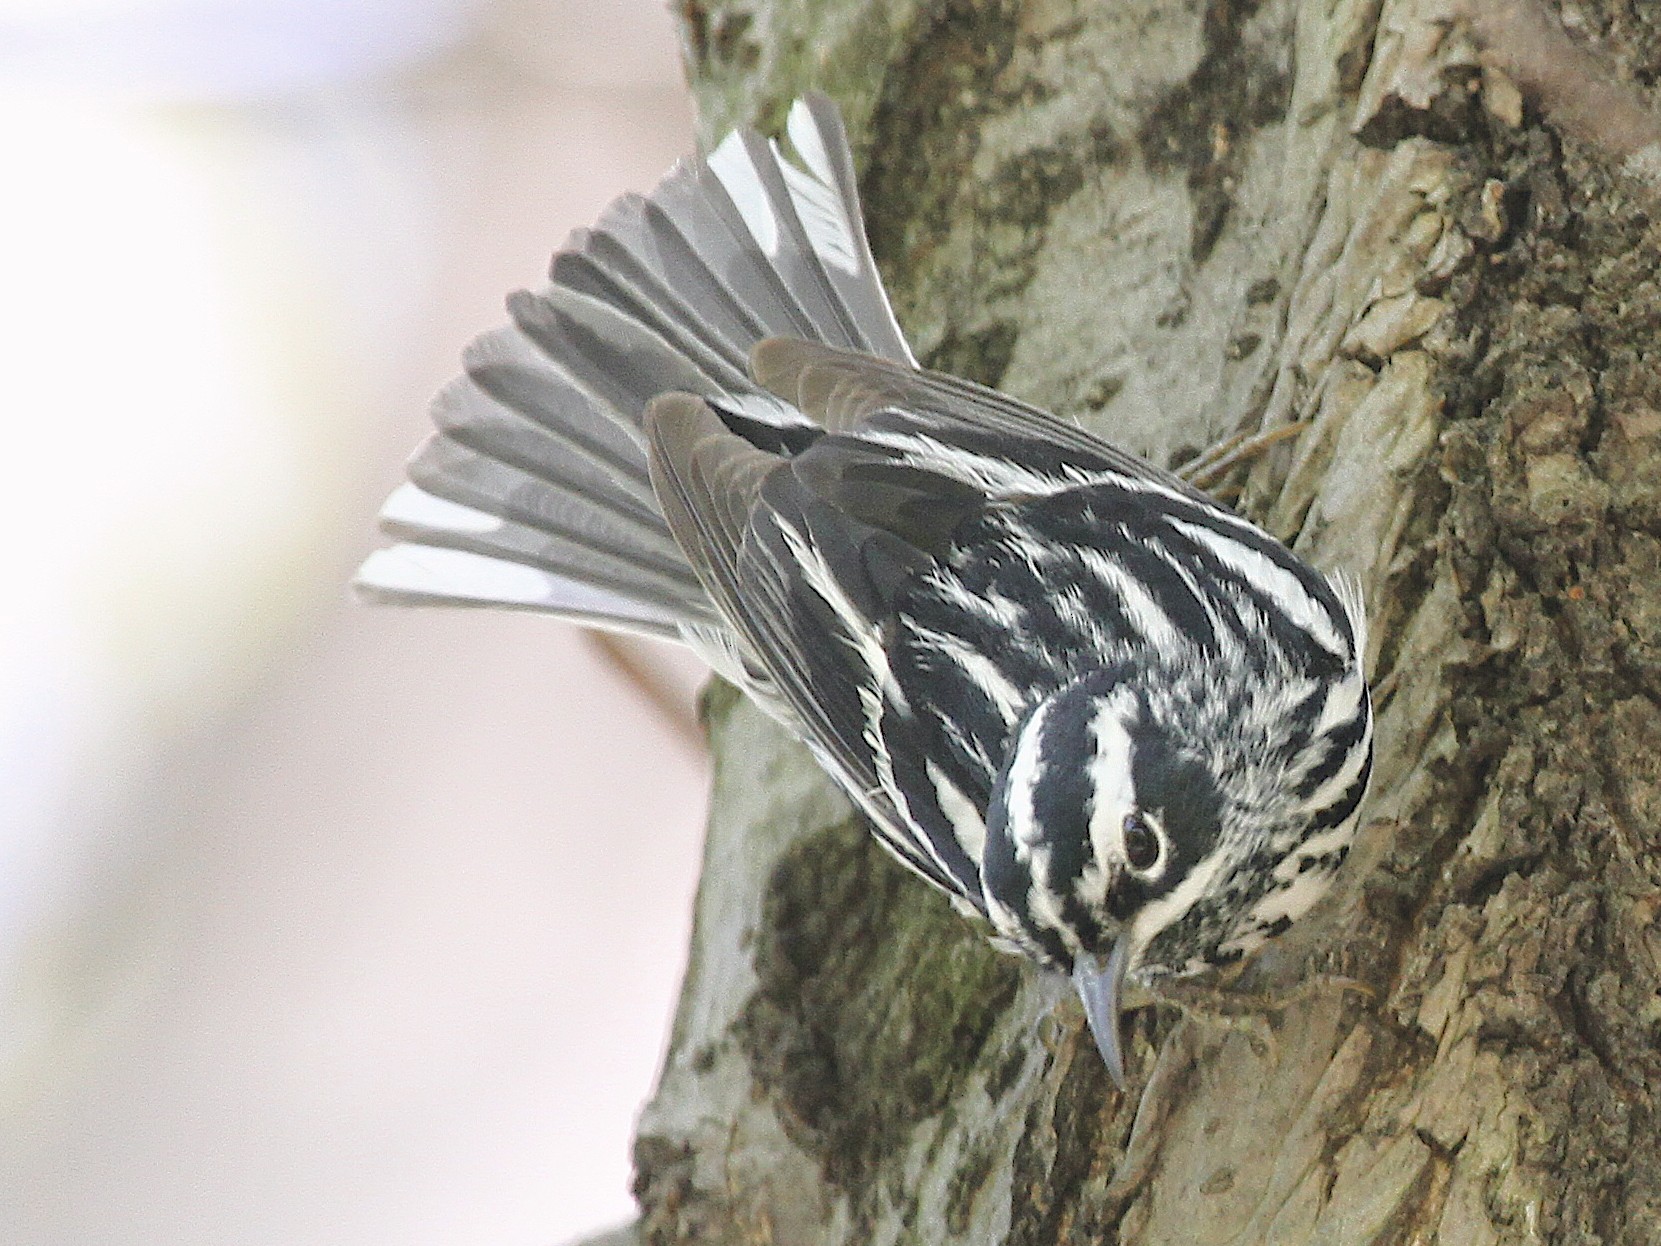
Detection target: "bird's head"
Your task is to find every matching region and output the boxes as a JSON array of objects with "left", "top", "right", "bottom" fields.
[{"left": 980, "top": 654, "right": 1372, "bottom": 1083}]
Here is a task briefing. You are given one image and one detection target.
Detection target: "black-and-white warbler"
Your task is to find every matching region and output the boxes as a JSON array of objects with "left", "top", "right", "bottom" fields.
[{"left": 357, "top": 95, "right": 1374, "bottom": 1085}]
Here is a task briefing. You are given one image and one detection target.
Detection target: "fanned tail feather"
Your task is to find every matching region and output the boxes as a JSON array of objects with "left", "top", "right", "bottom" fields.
[{"left": 356, "top": 95, "right": 911, "bottom": 643}]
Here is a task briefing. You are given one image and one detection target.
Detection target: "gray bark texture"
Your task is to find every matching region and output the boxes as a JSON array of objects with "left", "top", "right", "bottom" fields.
[{"left": 625, "top": 1, "right": 1661, "bottom": 1242}]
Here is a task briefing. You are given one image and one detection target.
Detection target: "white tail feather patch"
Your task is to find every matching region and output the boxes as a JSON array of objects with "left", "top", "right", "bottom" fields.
[
  {"left": 786, "top": 99, "right": 837, "bottom": 186},
  {"left": 380, "top": 483, "right": 503, "bottom": 535},
  {"left": 774, "top": 141, "right": 859, "bottom": 274},
  {"left": 357, "top": 545, "right": 684, "bottom": 634},
  {"left": 706, "top": 132, "right": 779, "bottom": 255},
  {"left": 357, "top": 544, "right": 564, "bottom": 605}
]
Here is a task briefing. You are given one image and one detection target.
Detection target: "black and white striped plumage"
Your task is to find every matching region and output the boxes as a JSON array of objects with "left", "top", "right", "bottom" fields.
[{"left": 357, "top": 95, "right": 1374, "bottom": 1085}]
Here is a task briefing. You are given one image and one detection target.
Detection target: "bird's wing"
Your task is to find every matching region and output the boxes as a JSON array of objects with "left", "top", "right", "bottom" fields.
[{"left": 646, "top": 389, "right": 1012, "bottom": 903}]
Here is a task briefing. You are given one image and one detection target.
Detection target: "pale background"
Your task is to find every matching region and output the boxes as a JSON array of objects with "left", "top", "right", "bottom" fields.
[{"left": 0, "top": 2, "right": 709, "bottom": 1243}]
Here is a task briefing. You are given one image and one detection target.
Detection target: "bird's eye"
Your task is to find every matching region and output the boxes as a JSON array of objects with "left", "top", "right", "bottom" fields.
[{"left": 1122, "top": 811, "right": 1162, "bottom": 872}]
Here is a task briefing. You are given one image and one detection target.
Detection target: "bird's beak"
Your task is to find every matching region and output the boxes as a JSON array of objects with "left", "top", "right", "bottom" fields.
[{"left": 1072, "top": 938, "right": 1130, "bottom": 1087}]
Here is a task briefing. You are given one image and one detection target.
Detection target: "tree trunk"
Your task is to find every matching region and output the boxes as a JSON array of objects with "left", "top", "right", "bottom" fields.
[{"left": 627, "top": 1, "right": 1661, "bottom": 1242}]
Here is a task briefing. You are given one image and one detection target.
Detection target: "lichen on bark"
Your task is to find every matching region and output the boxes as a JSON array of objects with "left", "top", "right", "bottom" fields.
[{"left": 629, "top": 1, "right": 1661, "bottom": 1242}]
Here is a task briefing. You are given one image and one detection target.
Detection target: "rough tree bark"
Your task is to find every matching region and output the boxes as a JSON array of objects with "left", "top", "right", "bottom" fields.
[{"left": 617, "top": 1, "right": 1661, "bottom": 1242}]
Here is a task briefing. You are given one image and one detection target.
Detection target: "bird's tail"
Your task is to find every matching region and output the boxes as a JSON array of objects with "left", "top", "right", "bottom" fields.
[{"left": 354, "top": 95, "right": 912, "bottom": 645}]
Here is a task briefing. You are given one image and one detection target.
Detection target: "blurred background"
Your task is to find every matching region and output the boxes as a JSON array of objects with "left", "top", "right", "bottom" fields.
[{"left": 0, "top": 2, "right": 708, "bottom": 1243}]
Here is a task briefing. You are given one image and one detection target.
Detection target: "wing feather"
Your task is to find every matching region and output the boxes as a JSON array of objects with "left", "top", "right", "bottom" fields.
[
  {"left": 645, "top": 392, "right": 969, "bottom": 895},
  {"left": 750, "top": 338, "right": 1208, "bottom": 500}
]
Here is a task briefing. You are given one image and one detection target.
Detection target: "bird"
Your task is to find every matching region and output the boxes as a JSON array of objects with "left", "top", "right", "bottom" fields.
[{"left": 356, "top": 94, "right": 1375, "bottom": 1086}]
